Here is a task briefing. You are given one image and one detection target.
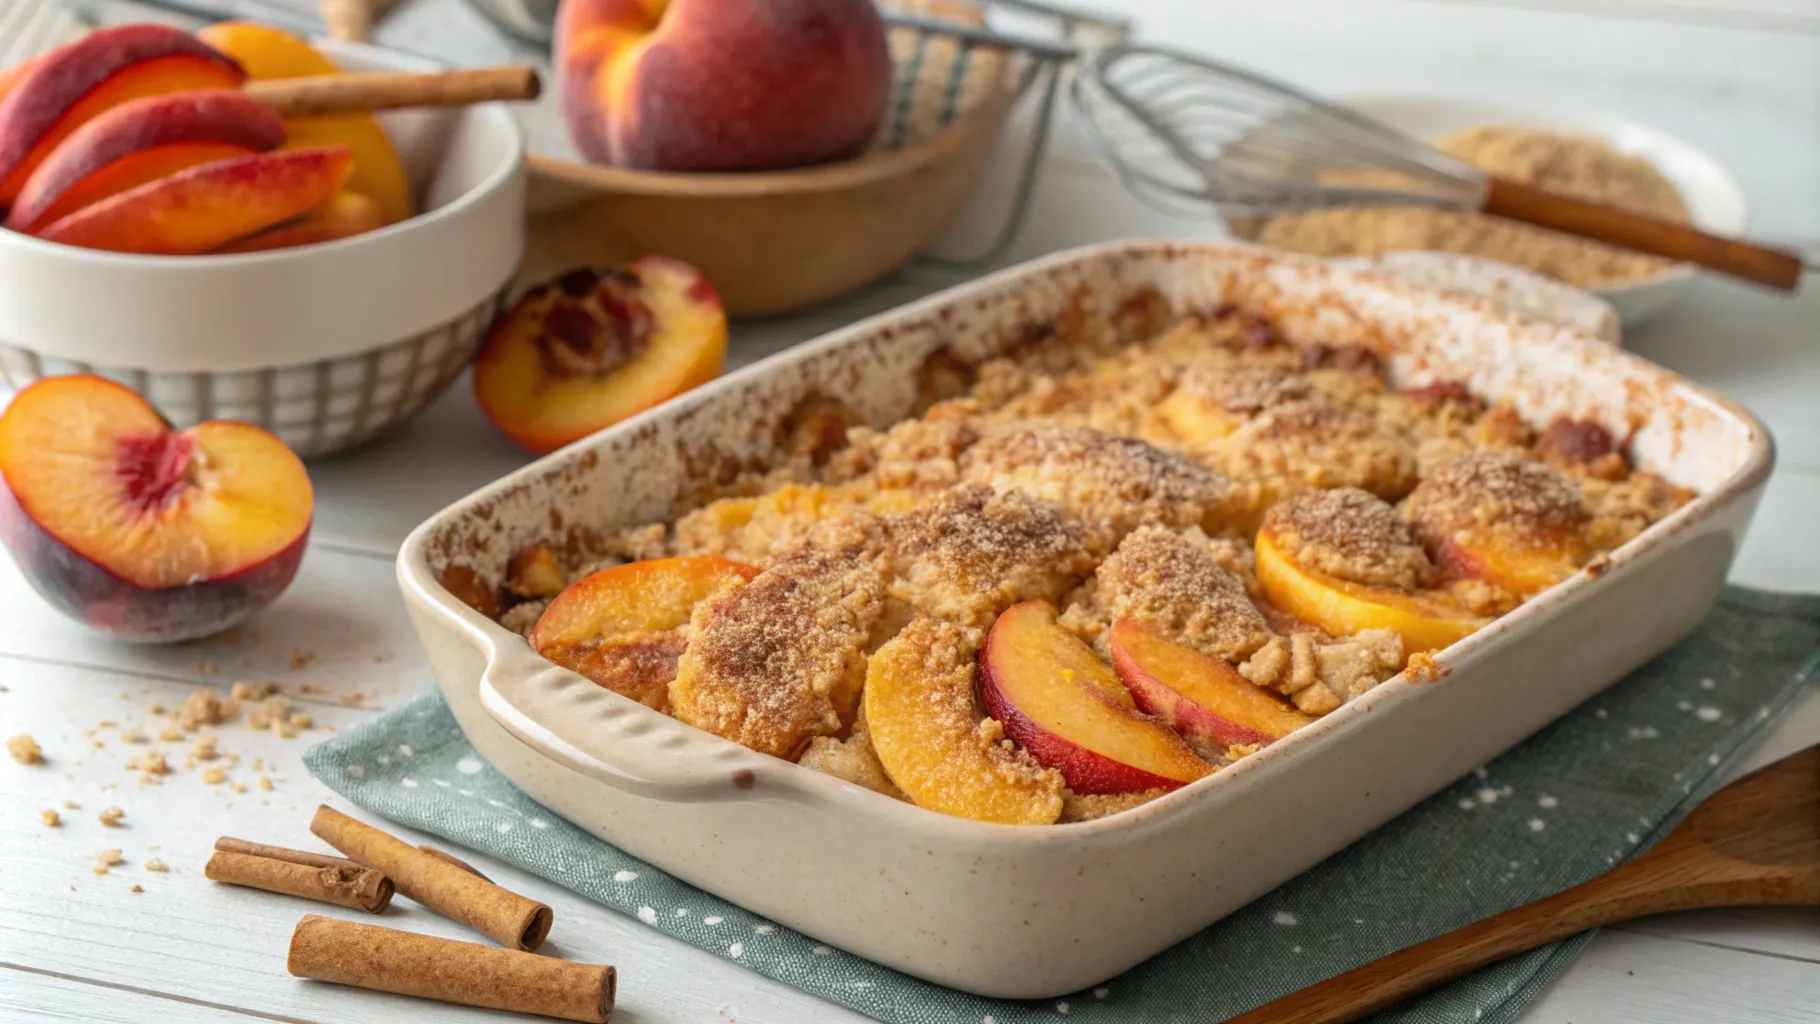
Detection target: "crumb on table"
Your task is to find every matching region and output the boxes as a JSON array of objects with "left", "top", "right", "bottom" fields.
[
  {"left": 8, "top": 733, "right": 44, "bottom": 765},
  {"left": 98, "top": 806, "right": 125, "bottom": 827}
]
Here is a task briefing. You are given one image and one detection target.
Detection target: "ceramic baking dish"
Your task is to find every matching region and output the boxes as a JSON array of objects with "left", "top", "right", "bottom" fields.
[{"left": 397, "top": 239, "right": 1772, "bottom": 999}]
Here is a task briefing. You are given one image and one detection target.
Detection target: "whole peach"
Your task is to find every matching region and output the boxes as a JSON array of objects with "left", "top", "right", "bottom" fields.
[{"left": 555, "top": 0, "right": 892, "bottom": 172}]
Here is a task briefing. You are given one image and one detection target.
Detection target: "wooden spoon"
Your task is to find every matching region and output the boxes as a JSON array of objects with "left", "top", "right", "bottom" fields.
[
  {"left": 1231, "top": 746, "right": 1820, "bottom": 1024},
  {"left": 242, "top": 67, "right": 542, "bottom": 119}
]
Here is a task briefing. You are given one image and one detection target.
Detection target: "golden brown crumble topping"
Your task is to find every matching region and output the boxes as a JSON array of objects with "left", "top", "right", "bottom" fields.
[
  {"left": 670, "top": 549, "right": 888, "bottom": 759},
  {"left": 1084, "top": 525, "right": 1271, "bottom": 662},
  {"left": 1213, "top": 400, "right": 1419, "bottom": 514},
  {"left": 1406, "top": 450, "right": 1589, "bottom": 541},
  {"left": 961, "top": 425, "right": 1234, "bottom": 553},
  {"left": 1263, "top": 487, "right": 1436, "bottom": 591}
]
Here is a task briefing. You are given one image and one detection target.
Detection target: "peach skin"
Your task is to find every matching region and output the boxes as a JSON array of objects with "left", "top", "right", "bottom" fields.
[
  {"left": 37, "top": 144, "right": 352, "bottom": 255},
  {"left": 472, "top": 256, "right": 727, "bottom": 454},
  {"left": 555, "top": 0, "right": 891, "bottom": 172},
  {"left": 7, "top": 89, "right": 283, "bottom": 233},
  {"left": 214, "top": 190, "right": 383, "bottom": 253},
  {"left": 863, "top": 617, "right": 1065, "bottom": 825},
  {"left": 0, "top": 374, "right": 311, "bottom": 643},
  {"left": 530, "top": 556, "right": 758, "bottom": 711},
  {"left": 0, "top": 24, "right": 244, "bottom": 207},
  {"left": 195, "top": 22, "right": 415, "bottom": 223},
  {"left": 1109, "top": 619, "right": 1319, "bottom": 750},
  {"left": 979, "top": 601, "right": 1212, "bottom": 795}
]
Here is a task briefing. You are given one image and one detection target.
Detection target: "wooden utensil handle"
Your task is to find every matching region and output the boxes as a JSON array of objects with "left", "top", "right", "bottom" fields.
[
  {"left": 1481, "top": 177, "right": 1806, "bottom": 291},
  {"left": 1226, "top": 859, "right": 1796, "bottom": 1024},
  {"left": 243, "top": 68, "right": 541, "bottom": 118}
]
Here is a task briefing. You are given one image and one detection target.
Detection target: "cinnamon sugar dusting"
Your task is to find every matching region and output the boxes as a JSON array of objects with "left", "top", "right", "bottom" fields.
[
  {"left": 886, "top": 485, "right": 1095, "bottom": 629},
  {"left": 1090, "top": 526, "right": 1271, "bottom": 661},
  {"left": 1264, "top": 487, "right": 1435, "bottom": 591},
  {"left": 1407, "top": 450, "right": 1588, "bottom": 539}
]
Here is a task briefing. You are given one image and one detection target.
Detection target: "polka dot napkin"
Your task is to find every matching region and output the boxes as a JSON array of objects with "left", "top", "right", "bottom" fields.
[{"left": 306, "top": 587, "right": 1818, "bottom": 1024}]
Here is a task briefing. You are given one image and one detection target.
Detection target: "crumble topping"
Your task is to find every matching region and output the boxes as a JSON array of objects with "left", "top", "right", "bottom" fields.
[
  {"left": 1406, "top": 450, "right": 1589, "bottom": 542},
  {"left": 1263, "top": 487, "right": 1436, "bottom": 591},
  {"left": 670, "top": 549, "right": 888, "bottom": 759},
  {"left": 1214, "top": 400, "right": 1419, "bottom": 512},
  {"left": 1240, "top": 629, "right": 1404, "bottom": 714},
  {"left": 1085, "top": 525, "right": 1271, "bottom": 662}
]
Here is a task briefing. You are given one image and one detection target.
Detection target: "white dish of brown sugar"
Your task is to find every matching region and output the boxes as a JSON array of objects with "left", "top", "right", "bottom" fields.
[{"left": 1245, "top": 96, "right": 1749, "bottom": 329}]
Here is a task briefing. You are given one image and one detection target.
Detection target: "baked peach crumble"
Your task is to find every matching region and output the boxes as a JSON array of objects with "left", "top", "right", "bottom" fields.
[{"left": 473, "top": 295, "right": 1694, "bottom": 825}]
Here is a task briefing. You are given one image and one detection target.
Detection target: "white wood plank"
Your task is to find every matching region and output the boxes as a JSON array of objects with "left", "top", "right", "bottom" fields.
[
  {"left": 1521, "top": 929, "right": 1820, "bottom": 1023},
  {"left": 1616, "top": 908, "right": 1820, "bottom": 965},
  {"left": 0, "top": 542, "right": 424, "bottom": 707},
  {"left": 0, "top": 967, "right": 275, "bottom": 1024}
]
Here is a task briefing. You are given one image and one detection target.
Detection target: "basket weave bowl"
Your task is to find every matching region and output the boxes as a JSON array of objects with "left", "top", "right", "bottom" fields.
[
  {"left": 0, "top": 39, "right": 525, "bottom": 458},
  {"left": 521, "top": 0, "right": 1018, "bottom": 317}
]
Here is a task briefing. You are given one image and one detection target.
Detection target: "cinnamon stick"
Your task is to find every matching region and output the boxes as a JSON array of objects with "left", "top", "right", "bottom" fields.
[
  {"left": 288, "top": 915, "right": 614, "bottom": 1023},
  {"left": 419, "top": 844, "right": 492, "bottom": 882},
  {"left": 310, "top": 805, "right": 552, "bottom": 950},
  {"left": 205, "top": 839, "right": 393, "bottom": 912}
]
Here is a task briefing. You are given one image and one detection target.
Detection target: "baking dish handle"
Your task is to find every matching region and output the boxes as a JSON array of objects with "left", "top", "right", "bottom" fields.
[{"left": 477, "top": 655, "right": 808, "bottom": 805}]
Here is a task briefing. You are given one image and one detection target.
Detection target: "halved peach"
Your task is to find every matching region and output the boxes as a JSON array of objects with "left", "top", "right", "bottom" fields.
[
  {"left": 0, "top": 24, "right": 244, "bottom": 206},
  {"left": 863, "top": 617, "right": 1064, "bottom": 824},
  {"left": 530, "top": 556, "right": 757, "bottom": 710},
  {"left": 1109, "top": 618, "right": 1317, "bottom": 749},
  {"left": 979, "top": 601, "right": 1211, "bottom": 795},
  {"left": 213, "top": 190, "right": 383, "bottom": 253},
  {"left": 195, "top": 22, "right": 416, "bottom": 224},
  {"left": 7, "top": 89, "right": 283, "bottom": 233},
  {"left": 1254, "top": 527, "right": 1487, "bottom": 658},
  {"left": 473, "top": 257, "right": 728, "bottom": 455},
  {"left": 36, "top": 145, "right": 352, "bottom": 255},
  {"left": 0, "top": 375, "right": 311, "bottom": 643}
]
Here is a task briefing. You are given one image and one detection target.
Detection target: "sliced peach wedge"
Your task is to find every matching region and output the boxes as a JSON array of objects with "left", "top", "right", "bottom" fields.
[
  {"left": 530, "top": 556, "right": 757, "bottom": 711},
  {"left": 863, "top": 617, "right": 1064, "bottom": 825},
  {"left": 1254, "top": 527, "right": 1487, "bottom": 659},
  {"left": 1109, "top": 619, "right": 1318, "bottom": 750},
  {"left": 979, "top": 601, "right": 1211, "bottom": 796},
  {"left": 473, "top": 257, "right": 728, "bottom": 455},
  {"left": 1406, "top": 451, "right": 1592, "bottom": 598},
  {"left": 214, "top": 190, "right": 384, "bottom": 254},
  {"left": 0, "top": 375, "right": 311, "bottom": 643},
  {"left": 7, "top": 89, "right": 284, "bottom": 233}
]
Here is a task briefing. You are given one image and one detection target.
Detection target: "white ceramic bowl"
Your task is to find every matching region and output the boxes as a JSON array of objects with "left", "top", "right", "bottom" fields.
[
  {"left": 0, "top": 39, "right": 525, "bottom": 458},
  {"left": 1332, "top": 96, "right": 1749, "bottom": 329}
]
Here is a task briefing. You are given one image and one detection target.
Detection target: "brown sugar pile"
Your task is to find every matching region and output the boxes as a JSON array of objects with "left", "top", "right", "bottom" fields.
[{"left": 1251, "top": 125, "right": 1690, "bottom": 287}]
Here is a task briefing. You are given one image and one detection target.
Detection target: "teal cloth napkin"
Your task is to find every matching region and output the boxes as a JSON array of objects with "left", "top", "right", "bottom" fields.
[{"left": 306, "top": 587, "right": 1819, "bottom": 1024}]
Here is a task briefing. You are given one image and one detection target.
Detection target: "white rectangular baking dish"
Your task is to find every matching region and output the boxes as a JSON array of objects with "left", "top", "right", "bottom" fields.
[{"left": 397, "top": 240, "right": 1771, "bottom": 999}]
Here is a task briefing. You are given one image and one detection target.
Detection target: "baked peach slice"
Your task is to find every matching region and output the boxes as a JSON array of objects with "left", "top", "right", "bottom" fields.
[
  {"left": 1405, "top": 450, "right": 1592, "bottom": 597},
  {"left": 37, "top": 145, "right": 352, "bottom": 255},
  {"left": 979, "top": 601, "right": 1211, "bottom": 795},
  {"left": 473, "top": 257, "right": 728, "bottom": 455},
  {"left": 0, "top": 375, "right": 311, "bottom": 643},
  {"left": 7, "top": 89, "right": 283, "bottom": 233},
  {"left": 1109, "top": 619, "right": 1317, "bottom": 750},
  {"left": 530, "top": 556, "right": 757, "bottom": 711},
  {"left": 863, "top": 617, "right": 1064, "bottom": 824},
  {"left": 0, "top": 24, "right": 244, "bottom": 206},
  {"left": 1255, "top": 527, "right": 1486, "bottom": 658},
  {"left": 213, "top": 190, "right": 383, "bottom": 253}
]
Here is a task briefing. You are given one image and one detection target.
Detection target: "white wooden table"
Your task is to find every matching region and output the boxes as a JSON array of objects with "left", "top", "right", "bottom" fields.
[{"left": 3, "top": 0, "right": 1818, "bottom": 1021}]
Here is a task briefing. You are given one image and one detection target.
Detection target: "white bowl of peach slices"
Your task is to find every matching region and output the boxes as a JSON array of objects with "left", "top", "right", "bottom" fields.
[{"left": 0, "top": 22, "right": 525, "bottom": 457}]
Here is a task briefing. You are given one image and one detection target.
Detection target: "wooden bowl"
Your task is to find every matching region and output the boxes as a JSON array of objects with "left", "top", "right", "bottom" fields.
[{"left": 519, "top": 1, "right": 1017, "bottom": 318}]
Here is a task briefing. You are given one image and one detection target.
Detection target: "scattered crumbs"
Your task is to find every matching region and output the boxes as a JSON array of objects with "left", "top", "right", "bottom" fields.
[
  {"left": 1457, "top": 798, "right": 1476, "bottom": 810},
  {"left": 231, "top": 680, "right": 277, "bottom": 703},
  {"left": 1474, "top": 788, "right": 1498, "bottom": 805},
  {"left": 126, "top": 753, "right": 170, "bottom": 779},
  {"left": 92, "top": 740, "right": 105, "bottom": 750},
  {"left": 1694, "top": 706, "right": 1722, "bottom": 722},
  {"left": 158, "top": 727, "right": 183, "bottom": 742},
  {"left": 192, "top": 736, "right": 220, "bottom": 761},
  {"left": 614, "top": 870, "right": 639, "bottom": 883},
  {"left": 40, "top": 809, "right": 60, "bottom": 827},
  {"left": 92, "top": 864, "right": 111, "bottom": 876},
  {"left": 8, "top": 733, "right": 45, "bottom": 764},
  {"left": 1536, "top": 794, "right": 1558, "bottom": 809},
  {"left": 230, "top": 782, "right": 248, "bottom": 794},
  {"left": 96, "top": 848, "right": 123, "bottom": 867},
  {"left": 64, "top": 800, "right": 79, "bottom": 810},
  {"left": 339, "top": 692, "right": 368, "bottom": 707},
  {"left": 202, "top": 766, "right": 227, "bottom": 785},
  {"left": 290, "top": 649, "right": 316, "bottom": 670},
  {"left": 119, "top": 727, "right": 146, "bottom": 744},
  {"left": 288, "top": 712, "right": 312, "bottom": 730},
  {"left": 179, "top": 688, "right": 228, "bottom": 731},
  {"left": 1626, "top": 725, "right": 1659, "bottom": 740},
  {"left": 635, "top": 906, "right": 658, "bottom": 924},
  {"left": 258, "top": 776, "right": 273, "bottom": 791},
  {"left": 98, "top": 806, "right": 125, "bottom": 827},
  {"left": 1273, "top": 911, "right": 1299, "bottom": 926},
  {"left": 146, "top": 858, "right": 168, "bottom": 872},
  {"left": 98, "top": 720, "right": 117, "bottom": 728},
  {"left": 1528, "top": 819, "right": 1546, "bottom": 832},
  {"left": 1403, "top": 651, "right": 1445, "bottom": 682},
  {"left": 0, "top": 684, "right": 7, "bottom": 691},
  {"left": 728, "top": 942, "right": 744, "bottom": 958},
  {"left": 131, "top": 884, "right": 145, "bottom": 893},
  {"left": 252, "top": 757, "right": 265, "bottom": 771}
]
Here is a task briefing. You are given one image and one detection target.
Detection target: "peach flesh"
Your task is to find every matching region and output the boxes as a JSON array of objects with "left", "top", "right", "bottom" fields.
[
  {"left": 1109, "top": 619, "right": 1318, "bottom": 750},
  {"left": 0, "top": 376, "right": 311, "bottom": 644},
  {"left": 0, "top": 25, "right": 243, "bottom": 204},
  {"left": 979, "top": 602, "right": 1211, "bottom": 795},
  {"left": 1254, "top": 529, "right": 1487, "bottom": 658},
  {"left": 7, "top": 89, "right": 284, "bottom": 232}
]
